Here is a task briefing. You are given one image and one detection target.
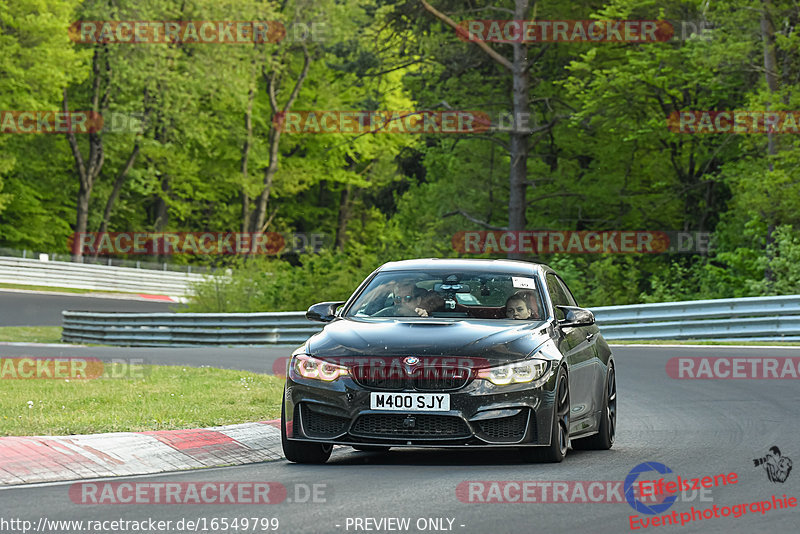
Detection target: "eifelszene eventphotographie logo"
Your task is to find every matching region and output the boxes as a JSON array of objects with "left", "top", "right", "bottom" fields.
[{"left": 754, "top": 446, "right": 793, "bottom": 484}]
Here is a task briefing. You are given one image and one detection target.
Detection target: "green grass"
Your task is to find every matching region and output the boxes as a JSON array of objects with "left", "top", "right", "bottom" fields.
[
  {"left": 610, "top": 339, "right": 800, "bottom": 346},
  {"left": 0, "top": 282, "right": 149, "bottom": 295},
  {"left": 0, "top": 282, "right": 97, "bottom": 294},
  {"left": 0, "top": 326, "right": 63, "bottom": 344},
  {"left": 0, "top": 363, "right": 284, "bottom": 436}
]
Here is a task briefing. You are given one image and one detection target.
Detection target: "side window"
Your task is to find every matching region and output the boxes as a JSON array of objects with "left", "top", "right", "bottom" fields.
[
  {"left": 556, "top": 276, "right": 578, "bottom": 307},
  {"left": 546, "top": 274, "right": 570, "bottom": 320}
]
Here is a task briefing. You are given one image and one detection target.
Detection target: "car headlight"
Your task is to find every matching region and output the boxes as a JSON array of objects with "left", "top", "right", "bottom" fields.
[
  {"left": 290, "top": 354, "right": 349, "bottom": 381},
  {"left": 477, "top": 359, "right": 549, "bottom": 385}
]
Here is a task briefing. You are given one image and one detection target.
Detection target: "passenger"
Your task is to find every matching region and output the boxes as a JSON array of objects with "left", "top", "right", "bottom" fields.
[
  {"left": 505, "top": 293, "right": 532, "bottom": 320},
  {"left": 516, "top": 290, "right": 542, "bottom": 319}
]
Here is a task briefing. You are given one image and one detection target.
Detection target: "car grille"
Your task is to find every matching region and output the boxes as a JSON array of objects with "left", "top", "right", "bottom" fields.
[
  {"left": 301, "top": 405, "right": 349, "bottom": 438},
  {"left": 352, "top": 366, "right": 471, "bottom": 391},
  {"left": 412, "top": 368, "right": 471, "bottom": 391},
  {"left": 477, "top": 411, "right": 530, "bottom": 443},
  {"left": 351, "top": 414, "right": 471, "bottom": 438},
  {"left": 352, "top": 367, "right": 405, "bottom": 390}
]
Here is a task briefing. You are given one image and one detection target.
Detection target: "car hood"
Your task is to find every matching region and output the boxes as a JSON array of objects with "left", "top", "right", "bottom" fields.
[{"left": 305, "top": 317, "right": 552, "bottom": 365}]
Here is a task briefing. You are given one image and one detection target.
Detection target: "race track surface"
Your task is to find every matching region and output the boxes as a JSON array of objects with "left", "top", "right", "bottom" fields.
[
  {"left": 0, "top": 290, "right": 176, "bottom": 326},
  {"left": 2, "top": 345, "right": 798, "bottom": 534}
]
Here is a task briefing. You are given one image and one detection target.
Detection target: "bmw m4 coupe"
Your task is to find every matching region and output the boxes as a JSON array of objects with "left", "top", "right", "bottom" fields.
[{"left": 281, "top": 258, "right": 616, "bottom": 463}]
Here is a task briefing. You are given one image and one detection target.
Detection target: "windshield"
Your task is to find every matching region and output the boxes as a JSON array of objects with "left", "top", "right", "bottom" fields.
[{"left": 346, "top": 270, "right": 545, "bottom": 320}]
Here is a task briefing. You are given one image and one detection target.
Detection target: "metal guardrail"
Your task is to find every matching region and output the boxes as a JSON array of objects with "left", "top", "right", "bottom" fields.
[
  {"left": 0, "top": 247, "right": 214, "bottom": 273},
  {"left": 62, "top": 311, "right": 317, "bottom": 346},
  {"left": 61, "top": 295, "right": 800, "bottom": 346},
  {"left": 591, "top": 295, "right": 800, "bottom": 341},
  {"left": 0, "top": 256, "right": 208, "bottom": 297}
]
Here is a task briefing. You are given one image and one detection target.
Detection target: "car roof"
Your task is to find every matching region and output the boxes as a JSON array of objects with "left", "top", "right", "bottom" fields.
[{"left": 376, "top": 258, "right": 550, "bottom": 276}]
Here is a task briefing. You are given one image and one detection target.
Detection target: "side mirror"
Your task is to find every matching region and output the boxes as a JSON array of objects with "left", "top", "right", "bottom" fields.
[
  {"left": 306, "top": 301, "right": 345, "bottom": 323},
  {"left": 557, "top": 305, "right": 595, "bottom": 327}
]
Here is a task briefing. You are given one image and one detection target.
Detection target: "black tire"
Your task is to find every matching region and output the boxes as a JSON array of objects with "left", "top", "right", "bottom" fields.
[
  {"left": 522, "top": 366, "right": 570, "bottom": 463},
  {"left": 573, "top": 364, "right": 616, "bottom": 451},
  {"left": 352, "top": 445, "right": 391, "bottom": 452},
  {"left": 281, "top": 398, "right": 333, "bottom": 464}
]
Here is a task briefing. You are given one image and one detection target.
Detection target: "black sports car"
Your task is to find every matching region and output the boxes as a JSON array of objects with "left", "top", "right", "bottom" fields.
[{"left": 281, "top": 258, "right": 616, "bottom": 463}]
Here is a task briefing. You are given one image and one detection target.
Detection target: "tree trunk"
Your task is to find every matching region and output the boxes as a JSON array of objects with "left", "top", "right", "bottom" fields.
[
  {"left": 335, "top": 184, "right": 351, "bottom": 250},
  {"left": 73, "top": 184, "right": 91, "bottom": 260},
  {"left": 252, "top": 127, "right": 280, "bottom": 232},
  {"left": 240, "top": 84, "right": 256, "bottom": 233},
  {"left": 761, "top": 0, "right": 778, "bottom": 160},
  {"left": 420, "top": 0, "right": 533, "bottom": 257},
  {"left": 250, "top": 45, "right": 311, "bottom": 233},
  {"left": 97, "top": 143, "right": 139, "bottom": 236},
  {"left": 154, "top": 177, "right": 170, "bottom": 232},
  {"left": 761, "top": 0, "right": 778, "bottom": 284},
  {"left": 508, "top": 1, "right": 531, "bottom": 259},
  {"left": 64, "top": 50, "right": 107, "bottom": 263}
]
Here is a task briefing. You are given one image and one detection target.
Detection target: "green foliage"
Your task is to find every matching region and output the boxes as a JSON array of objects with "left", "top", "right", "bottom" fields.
[
  {"left": 0, "top": 0, "right": 85, "bottom": 223},
  {"left": 185, "top": 249, "right": 381, "bottom": 312},
  {"left": 547, "top": 255, "right": 656, "bottom": 307},
  {"left": 3, "top": 0, "right": 800, "bottom": 308},
  {"left": 747, "top": 225, "right": 800, "bottom": 295}
]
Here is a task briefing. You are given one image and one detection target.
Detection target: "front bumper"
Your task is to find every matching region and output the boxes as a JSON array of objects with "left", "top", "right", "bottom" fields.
[{"left": 283, "top": 369, "right": 558, "bottom": 448}]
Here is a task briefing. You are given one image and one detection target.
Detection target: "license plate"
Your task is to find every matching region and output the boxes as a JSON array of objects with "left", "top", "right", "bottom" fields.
[{"left": 370, "top": 392, "right": 450, "bottom": 411}]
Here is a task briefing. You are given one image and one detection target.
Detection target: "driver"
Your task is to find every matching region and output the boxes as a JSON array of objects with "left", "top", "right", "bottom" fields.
[
  {"left": 373, "top": 280, "right": 429, "bottom": 317},
  {"left": 420, "top": 290, "right": 445, "bottom": 315}
]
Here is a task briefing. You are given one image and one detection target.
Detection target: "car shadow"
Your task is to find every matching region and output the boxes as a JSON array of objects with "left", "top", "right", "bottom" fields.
[{"left": 323, "top": 446, "right": 606, "bottom": 466}]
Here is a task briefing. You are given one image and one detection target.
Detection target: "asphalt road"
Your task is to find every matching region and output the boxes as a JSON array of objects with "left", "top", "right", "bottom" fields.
[
  {"left": 0, "top": 290, "right": 176, "bottom": 326},
  {"left": 2, "top": 345, "right": 799, "bottom": 534}
]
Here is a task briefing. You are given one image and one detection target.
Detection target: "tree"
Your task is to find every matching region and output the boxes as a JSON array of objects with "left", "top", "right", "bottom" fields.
[
  {"left": 418, "top": 0, "right": 547, "bottom": 259},
  {"left": 0, "top": 0, "right": 85, "bottom": 243}
]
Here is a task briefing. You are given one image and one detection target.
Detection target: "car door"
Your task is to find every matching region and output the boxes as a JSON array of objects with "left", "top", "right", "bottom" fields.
[
  {"left": 558, "top": 275, "right": 604, "bottom": 427},
  {"left": 545, "top": 273, "right": 596, "bottom": 430}
]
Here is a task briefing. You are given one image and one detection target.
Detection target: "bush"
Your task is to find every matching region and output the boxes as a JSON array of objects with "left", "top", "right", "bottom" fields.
[
  {"left": 185, "top": 224, "right": 800, "bottom": 313},
  {"left": 185, "top": 249, "right": 380, "bottom": 312}
]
